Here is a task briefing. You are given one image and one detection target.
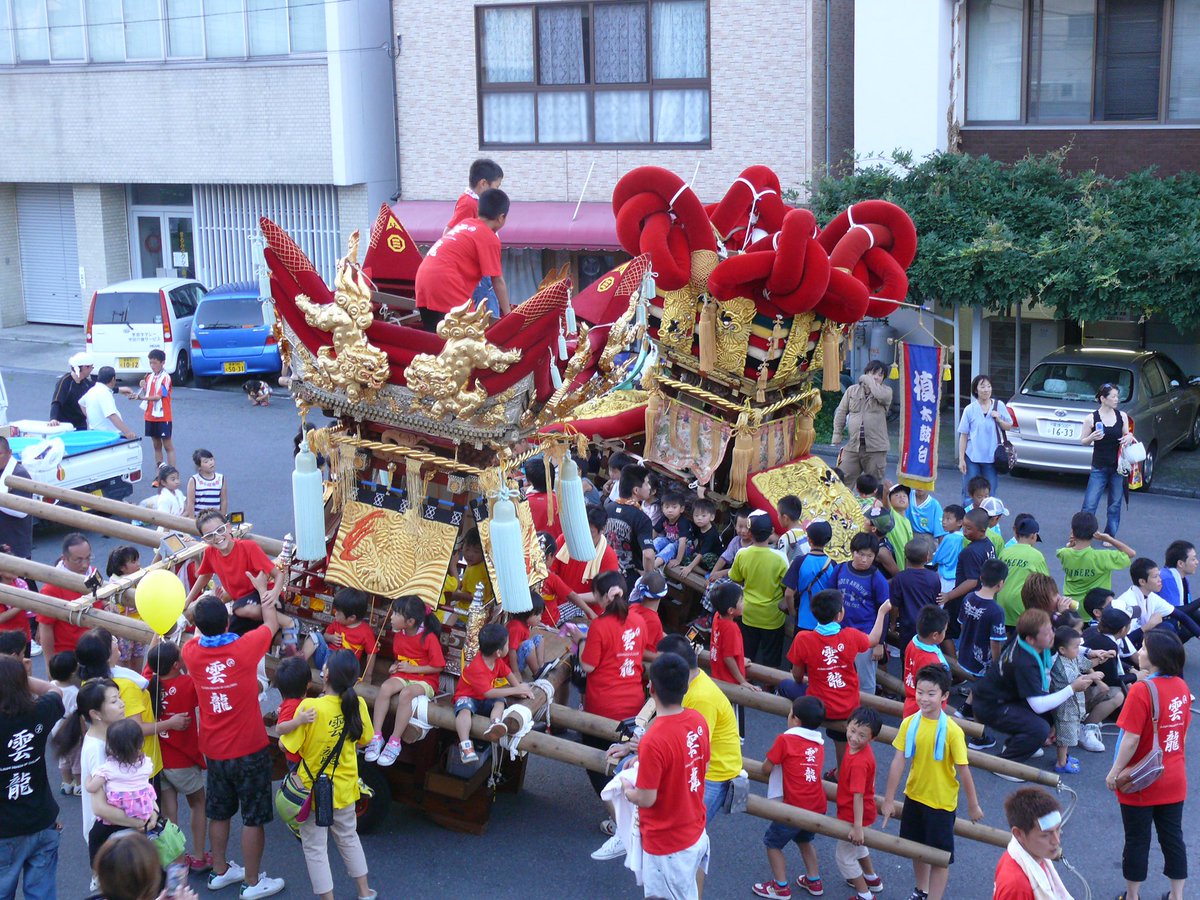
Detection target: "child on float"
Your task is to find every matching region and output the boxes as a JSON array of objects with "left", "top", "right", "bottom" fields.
[
  {"left": 364, "top": 595, "right": 445, "bottom": 767},
  {"left": 453, "top": 621, "right": 534, "bottom": 764}
]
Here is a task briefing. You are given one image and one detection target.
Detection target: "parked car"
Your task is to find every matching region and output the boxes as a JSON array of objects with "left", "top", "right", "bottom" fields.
[
  {"left": 1006, "top": 346, "right": 1200, "bottom": 488},
  {"left": 6, "top": 420, "right": 142, "bottom": 501},
  {"left": 86, "top": 278, "right": 204, "bottom": 384},
  {"left": 190, "top": 281, "right": 282, "bottom": 388}
]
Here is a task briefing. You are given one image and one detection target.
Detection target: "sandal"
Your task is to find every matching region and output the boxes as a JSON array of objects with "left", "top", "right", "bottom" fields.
[
  {"left": 1053, "top": 757, "right": 1080, "bottom": 774},
  {"left": 459, "top": 741, "right": 478, "bottom": 764}
]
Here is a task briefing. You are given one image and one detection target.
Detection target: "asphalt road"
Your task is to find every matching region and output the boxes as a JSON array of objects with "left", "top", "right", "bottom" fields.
[{"left": 2, "top": 366, "right": 1198, "bottom": 900}]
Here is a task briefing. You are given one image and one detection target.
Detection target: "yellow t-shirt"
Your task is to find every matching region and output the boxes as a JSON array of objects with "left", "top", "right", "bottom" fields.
[
  {"left": 443, "top": 562, "right": 494, "bottom": 610},
  {"left": 116, "top": 677, "right": 162, "bottom": 777},
  {"left": 890, "top": 712, "right": 968, "bottom": 811},
  {"left": 280, "top": 694, "right": 372, "bottom": 809},
  {"left": 683, "top": 671, "right": 742, "bottom": 783}
]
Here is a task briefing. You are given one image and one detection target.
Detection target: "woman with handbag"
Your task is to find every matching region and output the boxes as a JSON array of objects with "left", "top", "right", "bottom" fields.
[
  {"left": 1080, "top": 383, "right": 1135, "bottom": 537},
  {"left": 279, "top": 650, "right": 377, "bottom": 900},
  {"left": 1105, "top": 628, "right": 1190, "bottom": 900},
  {"left": 956, "top": 375, "right": 1013, "bottom": 504}
]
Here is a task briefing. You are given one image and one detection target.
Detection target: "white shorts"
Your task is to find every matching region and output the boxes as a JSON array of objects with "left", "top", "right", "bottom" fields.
[
  {"left": 835, "top": 839, "right": 871, "bottom": 880},
  {"left": 642, "top": 830, "right": 710, "bottom": 900}
]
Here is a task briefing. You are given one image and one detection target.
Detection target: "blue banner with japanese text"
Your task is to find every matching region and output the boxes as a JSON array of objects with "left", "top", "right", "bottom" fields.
[{"left": 898, "top": 342, "right": 943, "bottom": 491}]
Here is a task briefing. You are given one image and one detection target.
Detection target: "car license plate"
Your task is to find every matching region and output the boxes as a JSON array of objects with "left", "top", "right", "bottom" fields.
[
  {"left": 1040, "top": 420, "right": 1080, "bottom": 439},
  {"left": 119, "top": 356, "right": 140, "bottom": 369},
  {"left": 223, "top": 361, "right": 247, "bottom": 374}
]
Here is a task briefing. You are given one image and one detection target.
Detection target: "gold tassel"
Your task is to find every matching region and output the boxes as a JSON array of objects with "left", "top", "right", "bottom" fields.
[
  {"left": 644, "top": 389, "right": 663, "bottom": 447},
  {"left": 698, "top": 298, "right": 717, "bottom": 374},
  {"left": 727, "top": 411, "right": 757, "bottom": 504},
  {"left": 822, "top": 324, "right": 841, "bottom": 392}
]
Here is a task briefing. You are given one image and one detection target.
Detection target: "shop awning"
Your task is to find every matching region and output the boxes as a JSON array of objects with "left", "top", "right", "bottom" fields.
[{"left": 389, "top": 200, "right": 620, "bottom": 251}]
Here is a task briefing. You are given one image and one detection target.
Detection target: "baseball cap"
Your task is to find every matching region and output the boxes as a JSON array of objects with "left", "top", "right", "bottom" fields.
[
  {"left": 888, "top": 483, "right": 911, "bottom": 497},
  {"left": 866, "top": 508, "right": 894, "bottom": 535},
  {"left": 1014, "top": 517, "right": 1042, "bottom": 542},
  {"left": 805, "top": 520, "right": 833, "bottom": 546},
  {"left": 1099, "top": 606, "right": 1131, "bottom": 631},
  {"left": 980, "top": 497, "right": 1010, "bottom": 517}
]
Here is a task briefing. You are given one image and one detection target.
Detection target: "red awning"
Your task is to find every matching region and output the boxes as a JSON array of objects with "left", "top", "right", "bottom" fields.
[{"left": 389, "top": 200, "right": 620, "bottom": 251}]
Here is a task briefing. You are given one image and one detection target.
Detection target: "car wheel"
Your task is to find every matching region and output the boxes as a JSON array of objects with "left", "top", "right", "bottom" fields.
[
  {"left": 1182, "top": 414, "right": 1200, "bottom": 451},
  {"left": 174, "top": 352, "right": 192, "bottom": 386},
  {"left": 354, "top": 763, "right": 392, "bottom": 833},
  {"left": 1142, "top": 442, "right": 1156, "bottom": 489}
]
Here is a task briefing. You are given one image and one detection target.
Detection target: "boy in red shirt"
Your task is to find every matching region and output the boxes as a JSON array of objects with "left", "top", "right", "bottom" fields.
[
  {"left": 780, "top": 589, "right": 891, "bottom": 769},
  {"left": 992, "top": 788, "right": 1069, "bottom": 900},
  {"left": 271, "top": 656, "right": 314, "bottom": 765},
  {"left": 185, "top": 510, "right": 281, "bottom": 636},
  {"left": 301, "top": 587, "right": 378, "bottom": 680},
  {"left": 753, "top": 695, "right": 828, "bottom": 899},
  {"left": 623, "top": 653, "right": 711, "bottom": 900},
  {"left": 630, "top": 570, "right": 667, "bottom": 650},
  {"left": 453, "top": 621, "right": 534, "bottom": 764},
  {"left": 416, "top": 188, "right": 510, "bottom": 330},
  {"left": 136, "top": 348, "right": 175, "bottom": 469},
  {"left": 506, "top": 594, "right": 547, "bottom": 679},
  {"left": 446, "top": 159, "right": 505, "bottom": 319},
  {"left": 836, "top": 707, "right": 885, "bottom": 899},
  {"left": 903, "top": 605, "right": 951, "bottom": 717}
]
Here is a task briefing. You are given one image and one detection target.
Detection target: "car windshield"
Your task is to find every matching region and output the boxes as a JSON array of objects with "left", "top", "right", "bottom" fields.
[
  {"left": 1020, "top": 363, "right": 1133, "bottom": 403},
  {"left": 94, "top": 292, "right": 161, "bottom": 325},
  {"left": 196, "top": 298, "right": 268, "bottom": 329}
]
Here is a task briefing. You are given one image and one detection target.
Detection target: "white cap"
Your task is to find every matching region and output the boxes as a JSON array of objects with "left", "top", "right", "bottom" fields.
[
  {"left": 980, "top": 496, "right": 1009, "bottom": 517},
  {"left": 69, "top": 351, "right": 95, "bottom": 369}
]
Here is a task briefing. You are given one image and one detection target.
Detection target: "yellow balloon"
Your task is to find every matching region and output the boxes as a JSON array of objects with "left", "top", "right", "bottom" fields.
[{"left": 134, "top": 569, "right": 187, "bottom": 635}]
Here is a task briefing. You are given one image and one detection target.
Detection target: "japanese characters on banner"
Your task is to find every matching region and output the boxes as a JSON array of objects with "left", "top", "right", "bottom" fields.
[{"left": 898, "top": 342, "right": 943, "bottom": 491}]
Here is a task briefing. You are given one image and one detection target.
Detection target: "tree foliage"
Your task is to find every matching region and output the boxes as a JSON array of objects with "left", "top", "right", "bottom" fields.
[{"left": 805, "top": 150, "right": 1200, "bottom": 329}]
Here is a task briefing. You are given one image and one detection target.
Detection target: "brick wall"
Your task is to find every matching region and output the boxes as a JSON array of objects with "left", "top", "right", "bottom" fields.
[
  {"left": 394, "top": 0, "right": 822, "bottom": 204},
  {"left": 0, "top": 64, "right": 334, "bottom": 185},
  {"left": 0, "top": 185, "right": 23, "bottom": 328},
  {"left": 959, "top": 128, "right": 1200, "bottom": 178}
]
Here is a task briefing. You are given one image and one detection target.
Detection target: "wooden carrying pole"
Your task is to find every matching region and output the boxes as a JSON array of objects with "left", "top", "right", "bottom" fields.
[
  {"left": 0, "top": 582, "right": 156, "bottom": 643},
  {"left": 0, "top": 552, "right": 88, "bottom": 594},
  {"left": 550, "top": 704, "right": 1010, "bottom": 851},
  {"left": 0, "top": 491, "right": 163, "bottom": 548},
  {"left": 3, "top": 474, "right": 285, "bottom": 557},
  {"left": 423, "top": 701, "right": 951, "bottom": 868}
]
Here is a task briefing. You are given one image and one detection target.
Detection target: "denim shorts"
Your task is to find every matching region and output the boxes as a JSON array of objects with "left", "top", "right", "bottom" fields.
[
  {"left": 763, "top": 820, "right": 815, "bottom": 849},
  {"left": 454, "top": 695, "right": 500, "bottom": 717},
  {"left": 516, "top": 635, "right": 543, "bottom": 673}
]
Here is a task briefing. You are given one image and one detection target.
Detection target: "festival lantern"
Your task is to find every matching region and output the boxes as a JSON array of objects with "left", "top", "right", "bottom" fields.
[
  {"left": 490, "top": 489, "right": 533, "bottom": 613},
  {"left": 556, "top": 457, "right": 595, "bottom": 562},
  {"left": 292, "top": 440, "right": 326, "bottom": 561}
]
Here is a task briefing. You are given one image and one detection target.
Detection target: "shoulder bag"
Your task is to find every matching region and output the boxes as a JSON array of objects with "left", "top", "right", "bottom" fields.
[
  {"left": 991, "top": 401, "right": 1017, "bottom": 474},
  {"left": 280, "top": 722, "right": 349, "bottom": 829},
  {"left": 1115, "top": 678, "right": 1165, "bottom": 793}
]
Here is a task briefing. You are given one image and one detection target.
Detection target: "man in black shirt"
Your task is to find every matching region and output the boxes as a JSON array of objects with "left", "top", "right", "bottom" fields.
[
  {"left": 0, "top": 656, "right": 65, "bottom": 898},
  {"left": 603, "top": 464, "right": 655, "bottom": 588},
  {"left": 48, "top": 351, "right": 97, "bottom": 431}
]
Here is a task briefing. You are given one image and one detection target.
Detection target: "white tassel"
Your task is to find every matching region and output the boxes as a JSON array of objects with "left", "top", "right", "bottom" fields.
[
  {"left": 292, "top": 443, "right": 326, "bottom": 561},
  {"left": 558, "top": 327, "right": 569, "bottom": 360},
  {"left": 565, "top": 296, "right": 578, "bottom": 334},
  {"left": 490, "top": 490, "right": 532, "bottom": 613},
  {"left": 557, "top": 457, "right": 595, "bottom": 562},
  {"left": 550, "top": 359, "right": 563, "bottom": 390}
]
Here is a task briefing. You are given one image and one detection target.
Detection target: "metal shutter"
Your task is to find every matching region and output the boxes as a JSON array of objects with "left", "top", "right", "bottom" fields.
[{"left": 17, "top": 184, "right": 82, "bottom": 324}]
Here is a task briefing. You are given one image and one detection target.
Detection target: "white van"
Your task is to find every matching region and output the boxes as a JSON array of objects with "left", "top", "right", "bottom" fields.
[{"left": 86, "top": 278, "right": 205, "bottom": 384}]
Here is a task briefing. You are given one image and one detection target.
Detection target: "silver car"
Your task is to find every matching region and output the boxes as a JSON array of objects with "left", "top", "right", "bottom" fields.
[{"left": 1006, "top": 346, "right": 1200, "bottom": 487}]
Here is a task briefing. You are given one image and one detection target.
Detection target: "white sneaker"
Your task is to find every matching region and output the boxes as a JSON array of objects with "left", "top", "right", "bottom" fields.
[
  {"left": 208, "top": 861, "right": 246, "bottom": 891},
  {"left": 1031, "top": 748, "right": 1044, "bottom": 759},
  {"left": 240, "top": 874, "right": 285, "bottom": 898},
  {"left": 590, "top": 833, "right": 625, "bottom": 860},
  {"left": 1079, "top": 723, "right": 1106, "bottom": 753},
  {"left": 363, "top": 733, "right": 384, "bottom": 763},
  {"left": 30, "top": 641, "right": 43, "bottom": 658}
]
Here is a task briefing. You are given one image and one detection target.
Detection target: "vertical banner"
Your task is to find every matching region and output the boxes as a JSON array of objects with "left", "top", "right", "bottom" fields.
[{"left": 898, "top": 342, "right": 943, "bottom": 491}]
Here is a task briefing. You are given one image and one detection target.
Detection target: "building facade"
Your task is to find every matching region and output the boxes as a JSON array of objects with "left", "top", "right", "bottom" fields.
[{"left": 0, "top": 0, "right": 397, "bottom": 326}]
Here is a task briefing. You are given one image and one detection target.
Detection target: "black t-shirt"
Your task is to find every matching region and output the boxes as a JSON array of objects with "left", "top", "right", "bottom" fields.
[
  {"left": 955, "top": 537, "right": 996, "bottom": 587},
  {"left": 890, "top": 567, "right": 941, "bottom": 639},
  {"left": 0, "top": 462, "right": 34, "bottom": 559},
  {"left": 974, "top": 641, "right": 1047, "bottom": 707},
  {"left": 1082, "top": 626, "right": 1137, "bottom": 688},
  {"left": 654, "top": 515, "right": 693, "bottom": 545},
  {"left": 691, "top": 524, "right": 723, "bottom": 559},
  {"left": 0, "top": 692, "right": 65, "bottom": 838},
  {"left": 603, "top": 500, "right": 654, "bottom": 583}
]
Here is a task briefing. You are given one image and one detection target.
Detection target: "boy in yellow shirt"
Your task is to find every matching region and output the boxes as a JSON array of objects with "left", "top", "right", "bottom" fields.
[
  {"left": 442, "top": 528, "right": 494, "bottom": 612},
  {"left": 880, "top": 665, "right": 983, "bottom": 900}
]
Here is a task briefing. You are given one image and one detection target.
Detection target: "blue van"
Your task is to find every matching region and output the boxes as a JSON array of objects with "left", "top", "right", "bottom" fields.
[{"left": 190, "top": 281, "right": 282, "bottom": 386}]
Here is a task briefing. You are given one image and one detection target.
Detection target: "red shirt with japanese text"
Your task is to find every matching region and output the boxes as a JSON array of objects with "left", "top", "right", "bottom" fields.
[
  {"left": 767, "top": 726, "right": 827, "bottom": 813},
  {"left": 181, "top": 624, "right": 272, "bottom": 760},
  {"left": 454, "top": 653, "right": 512, "bottom": 702},
  {"left": 581, "top": 612, "right": 646, "bottom": 721},
  {"left": 710, "top": 615, "right": 745, "bottom": 684},
  {"left": 903, "top": 638, "right": 949, "bottom": 717},
  {"left": 835, "top": 743, "right": 877, "bottom": 826},
  {"left": 787, "top": 626, "right": 870, "bottom": 721},
  {"left": 391, "top": 628, "right": 445, "bottom": 691},
  {"left": 415, "top": 219, "right": 502, "bottom": 314},
  {"left": 1116, "top": 675, "right": 1190, "bottom": 806},
  {"left": 636, "top": 708, "right": 710, "bottom": 855}
]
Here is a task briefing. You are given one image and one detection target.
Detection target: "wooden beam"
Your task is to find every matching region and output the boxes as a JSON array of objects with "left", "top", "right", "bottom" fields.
[
  {"left": 0, "top": 582, "right": 156, "bottom": 643},
  {"left": 0, "top": 552, "right": 88, "bottom": 594},
  {"left": 0, "top": 491, "right": 163, "bottom": 547},
  {"left": 3, "top": 474, "right": 285, "bottom": 556},
  {"left": 423, "top": 701, "right": 950, "bottom": 867}
]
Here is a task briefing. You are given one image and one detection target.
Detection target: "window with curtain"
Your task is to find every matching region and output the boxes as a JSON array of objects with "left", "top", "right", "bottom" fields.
[
  {"left": 477, "top": 0, "right": 710, "bottom": 147},
  {"left": 965, "top": 0, "right": 1023, "bottom": 121},
  {"left": 166, "top": 0, "right": 202, "bottom": 56},
  {"left": 1169, "top": 0, "right": 1200, "bottom": 119},
  {"left": 1030, "top": 0, "right": 1095, "bottom": 121},
  {"left": 1094, "top": 0, "right": 1161, "bottom": 120}
]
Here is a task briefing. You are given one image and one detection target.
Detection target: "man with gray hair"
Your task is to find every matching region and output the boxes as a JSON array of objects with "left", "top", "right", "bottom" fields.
[
  {"left": 80, "top": 366, "right": 138, "bottom": 439},
  {"left": 48, "top": 351, "right": 96, "bottom": 430}
]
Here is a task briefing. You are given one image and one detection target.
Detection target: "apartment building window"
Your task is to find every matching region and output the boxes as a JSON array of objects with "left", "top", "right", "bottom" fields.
[
  {"left": 965, "top": 0, "right": 1200, "bottom": 123},
  {"left": 477, "top": 0, "right": 710, "bottom": 147},
  {"left": 0, "top": 0, "right": 325, "bottom": 63}
]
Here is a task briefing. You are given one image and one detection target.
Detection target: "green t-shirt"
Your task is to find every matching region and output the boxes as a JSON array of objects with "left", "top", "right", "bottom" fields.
[
  {"left": 729, "top": 544, "right": 788, "bottom": 630},
  {"left": 996, "top": 543, "right": 1050, "bottom": 626},
  {"left": 889, "top": 514, "right": 915, "bottom": 562},
  {"left": 1056, "top": 545, "right": 1131, "bottom": 619}
]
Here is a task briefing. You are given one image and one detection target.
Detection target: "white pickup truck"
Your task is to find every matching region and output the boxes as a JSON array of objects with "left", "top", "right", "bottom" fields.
[{"left": 6, "top": 419, "right": 143, "bottom": 502}]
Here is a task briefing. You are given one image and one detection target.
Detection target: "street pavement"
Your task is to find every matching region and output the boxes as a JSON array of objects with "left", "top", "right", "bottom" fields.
[{"left": 2, "top": 362, "right": 1198, "bottom": 900}]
